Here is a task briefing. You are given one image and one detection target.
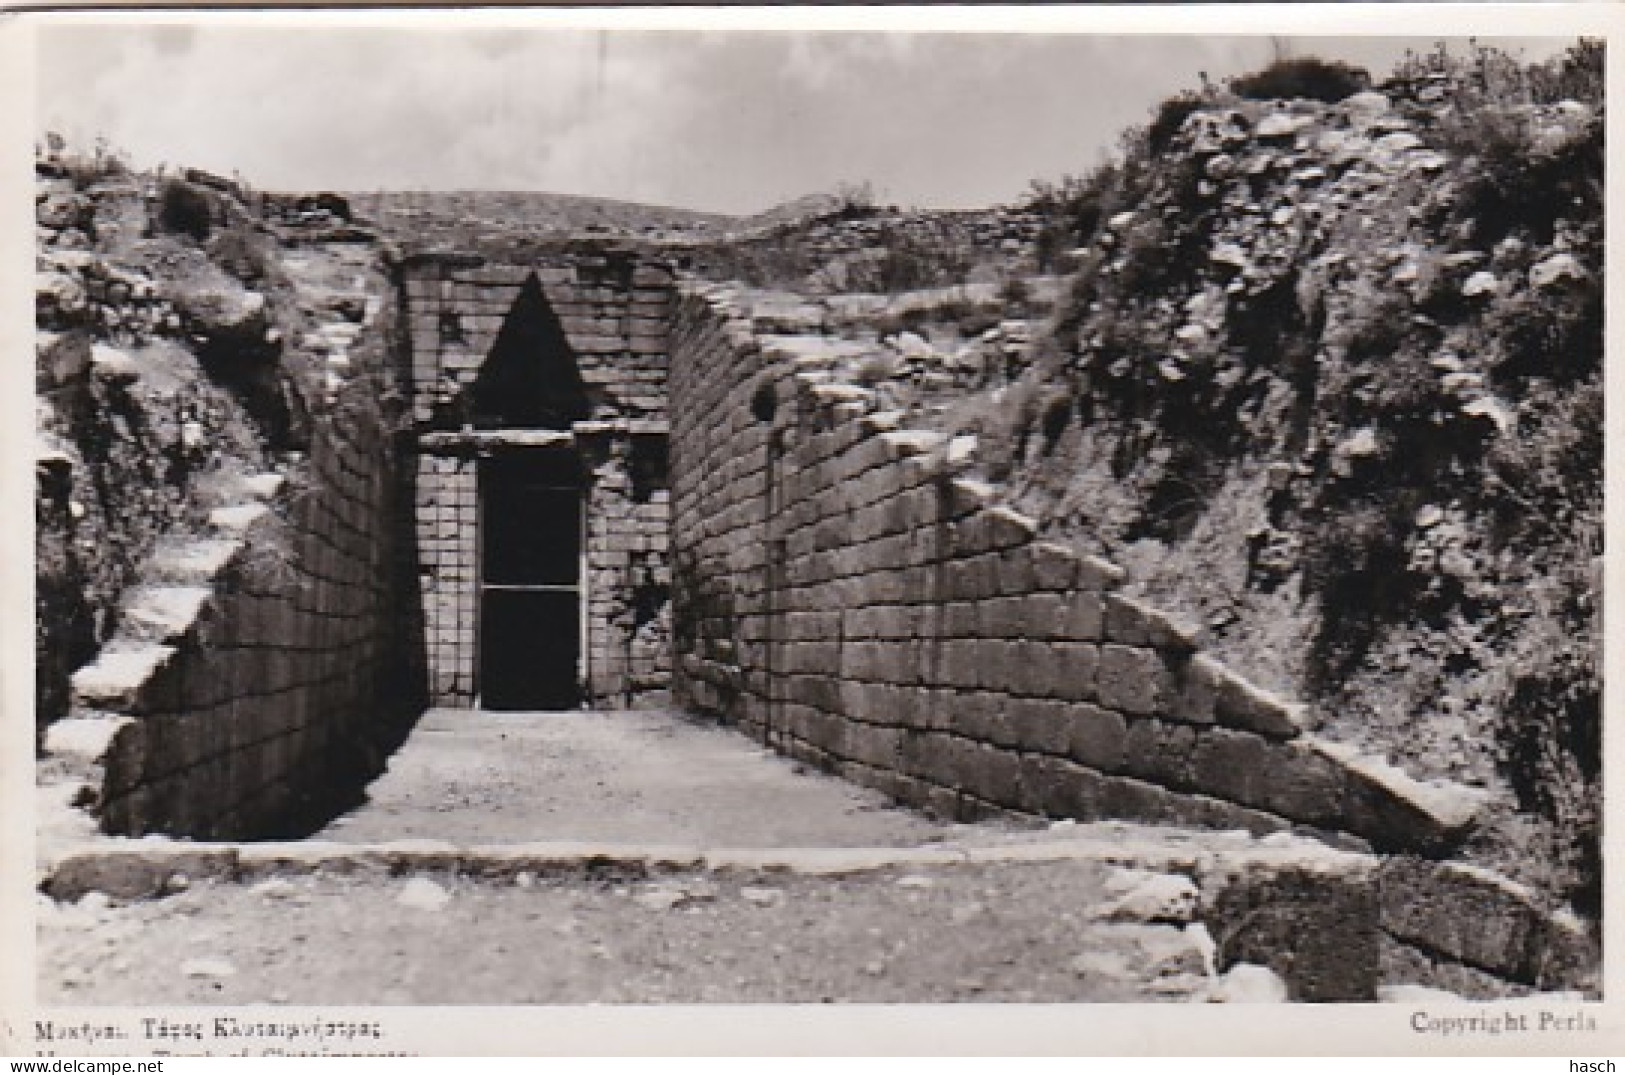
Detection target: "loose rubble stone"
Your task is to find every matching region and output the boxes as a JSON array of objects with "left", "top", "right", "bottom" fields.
[
  {"left": 1097, "top": 868, "right": 1199, "bottom": 925},
  {"left": 180, "top": 957, "right": 236, "bottom": 980},
  {"left": 1210, "top": 962, "right": 1289, "bottom": 1003},
  {"left": 396, "top": 877, "right": 452, "bottom": 911},
  {"left": 1530, "top": 252, "right": 1587, "bottom": 290}
]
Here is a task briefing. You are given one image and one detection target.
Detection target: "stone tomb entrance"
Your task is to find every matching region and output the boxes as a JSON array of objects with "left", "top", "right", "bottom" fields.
[
  {"left": 478, "top": 447, "right": 584, "bottom": 710},
  {"left": 404, "top": 253, "right": 674, "bottom": 711}
]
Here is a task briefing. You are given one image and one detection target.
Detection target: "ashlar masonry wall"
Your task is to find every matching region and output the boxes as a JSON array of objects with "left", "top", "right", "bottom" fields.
[
  {"left": 668, "top": 282, "right": 1489, "bottom": 859},
  {"left": 400, "top": 250, "right": 672, "bottom": 708},
  {"left": 59, "top": 296, "right": 426, "bottom": 839}
]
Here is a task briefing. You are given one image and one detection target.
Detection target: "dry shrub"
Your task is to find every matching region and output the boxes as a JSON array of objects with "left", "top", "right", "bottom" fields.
[
  {"left": 1230, "top": 57, "right": 1370, "bottom": 103},
  {"left": 159, "top": 178, "right": 215, "bottom": 242}
]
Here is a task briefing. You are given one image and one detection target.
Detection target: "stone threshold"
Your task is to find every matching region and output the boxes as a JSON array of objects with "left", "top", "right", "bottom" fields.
[{"left": 36, "top": 825, "right": 1356, "bottom": 902}]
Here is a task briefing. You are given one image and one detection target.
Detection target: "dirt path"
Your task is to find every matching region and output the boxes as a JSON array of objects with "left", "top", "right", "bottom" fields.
[{"left": 319, "top": 708, "right": 977, "bottom": 848}]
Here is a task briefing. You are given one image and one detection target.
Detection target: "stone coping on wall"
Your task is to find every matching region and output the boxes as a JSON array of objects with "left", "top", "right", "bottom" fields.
[{"left": 43, "top": 483, "right": 279, "bottom": 835}]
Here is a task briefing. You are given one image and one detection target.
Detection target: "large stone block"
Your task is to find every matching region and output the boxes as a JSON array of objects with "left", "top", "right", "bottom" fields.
[
  {"left": 1121, "top": 717, "right": 1197, "bottom": 789},
  {"left": 1378, "top": 938, "right": 1530, "bottom": 1002},
  {"left": 843, "top": 721, "right": 903, "bottom": 770},
  {"left": 929, "top": 639, "right": 969, "bottom": 689},
  {"left": 1187, "top": 724, "right": 1278, "bottom": 814},
  {"left": 1175, "top": 793, "right": 1290, "bottom": 837},
  {"left": 959, "top": 742, "right": 1024, "bottom": 807},
  {"left": 972, "top": 640, "right": 1023, "bottom": 691},
  {"left": 1029, "top": 541, "right": 1080, "bottom": 591},
  {"left": 976, "top": 596, "right": 1029, "bottom": 639},
  {"left": 1047, "top": 642, "right": 1098, "bottom": 701},
  {"left": 914, "top": 688, "right": 958, "bottom": 732},
  {"left": 1002, "top": 697, "right": 1065, "bottom": 755},
  {"left": 1097, "top": 774, "right": 1181, "bottom": 826},
  {"left": 1062, "top": 592, "right": 1105, "bottom": 642},
  {"left": 1006, "top": 640, "right": 1063, "bottom": 699},
  {"left": 1204, "top": 856, "right": 1382, "bottom": 1002},
  {"left": 1213, "top": 671, "right": 1307, "bottom": 740},
  {"left": 1166, "top": 652, "right": 1223, "bottom": 725},
  {"left": 1379, "top": 857, "right": 1591, "bottom": 989},
  {"left": 947, "top": 690, "right": 1000, "bottom": 744},
  {"left": 1309, "top": 738, "right": 1488, "bottom": 854},
  {"left": 995, "top": 548, "right": 1036, "bottom": 593},
  {"left": 1065, "top": 703, "right": 1127, "bottom": 772},
  {"left": 983, "top": 506, "right": 1037, "bottom": 550},
  {"left": 1021, "top": 593, "right": 1070, "bottom": 641},
  {"left": 1262, "top": 741, "right": 1348, "bottom": 827},
  {"left": 1103, "top": 593, "right": 1153, "bottom": 646},
  {"left": 1020, "top": 753, "right": 1108, "bottom": 818},
  {"left": 1096, "top": 644, "right": 1162, "bottom": 715},
  {"left": 906, "top": 731, "right": 960, "bottom": 787}
]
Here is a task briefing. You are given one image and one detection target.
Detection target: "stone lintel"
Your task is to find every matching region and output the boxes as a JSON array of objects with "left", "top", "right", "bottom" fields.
[{"left": 418, "top": 430, "right": 575, "bottom": 451}]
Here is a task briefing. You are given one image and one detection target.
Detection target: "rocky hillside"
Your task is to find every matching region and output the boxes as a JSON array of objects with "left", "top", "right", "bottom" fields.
[
  {"left": 35, "top": 148, "right": 405, "bottom": 745},
  {"left": 343, "top": 189, "right": 739, "bottom": 256},
  {"left": 937, "top": 44, "right": 1603, "bottom": 914},
  {"left": 678, "top": 199, "right": 1046, "bottom": 295}
]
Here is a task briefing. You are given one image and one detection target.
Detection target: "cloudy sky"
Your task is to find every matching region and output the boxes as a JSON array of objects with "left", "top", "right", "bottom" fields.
[{"left": 35, "top": 17, "right": 1577, "bottom": 216}]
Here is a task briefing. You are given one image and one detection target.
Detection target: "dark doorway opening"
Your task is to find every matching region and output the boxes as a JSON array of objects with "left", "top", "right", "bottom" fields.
[{"left": 479, "top": 450, "right": 583, "bottom": 710}]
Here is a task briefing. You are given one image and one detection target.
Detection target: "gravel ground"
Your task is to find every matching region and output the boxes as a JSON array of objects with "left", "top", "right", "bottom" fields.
[{"left": 38, "top": 858, "right": 1213, "bottom": 1005}]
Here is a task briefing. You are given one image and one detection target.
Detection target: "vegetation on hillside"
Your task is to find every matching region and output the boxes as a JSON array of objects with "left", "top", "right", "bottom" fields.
[
  {"left": 957, "top": 40, "right": 1603, "bottom": 914},
  {"left": 34, "top": 137, "right": 404, "bottom": 740}
]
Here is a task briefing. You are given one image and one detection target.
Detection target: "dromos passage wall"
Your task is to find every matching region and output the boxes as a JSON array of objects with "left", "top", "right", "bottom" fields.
[{"left": 664, "top": 281, "right": 1595, "bottom": 997}]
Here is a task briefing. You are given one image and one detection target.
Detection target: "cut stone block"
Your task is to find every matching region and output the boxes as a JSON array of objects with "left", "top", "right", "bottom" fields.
[
  {"left": 880, "top": 429, "right": 942, "bottom": 457},
  {"left": 1308, "top": 738, "right": 1488, "bottom": 854},
  {"left": 1104, "top": 593, "right": 1152, "bottom": 646},
  {"left": 984, "top": 506, "right": 1038, "bottom": 549},
  {"left": 946, "top": 478, "right": 994, "bottom": 518},
  {"left": 1187, "top": 726, "right": 1272, "bottom": 807},
  {"left": 1071, "top": 554, "right": 1123, "bottom": 592},
  {"left": 1379, "top": 857, "right": 1598, "bottom": 991},
  {"left": 43, "top": 842, "right": 239, "bottom": 902},
  {"left": 1167, "top": 653, "right": 1223, "bottom": 725},
  {"left": 148, "top": 539, "right": 241, "bottom": 584},
  {"left": 44, "top": 714, "right": 135, "bottom": 764},
  {"left": 209, "top": 503, "right": 270, "bottom": 534},
  {"left": 1066, "top": 703, "right": 1127, "bottom": 772},
  {"left": 1097, "top": 645, "right": 1162, "bottom": 716},
  {"left": 1031, "top": 541, "right": 1079, "bottom": 591},
  {"left": 1201, "top": 846, "right": 1381, "bottom": 1002},
  {"left": 124, "top": 586, "right": 212, "bottom": 644},
  {"left": 1213, "top": 672, "right": 1307, "bottom": 740},
  {"left": 71, "top": 645, "right": 177, "bottom": 712}
]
